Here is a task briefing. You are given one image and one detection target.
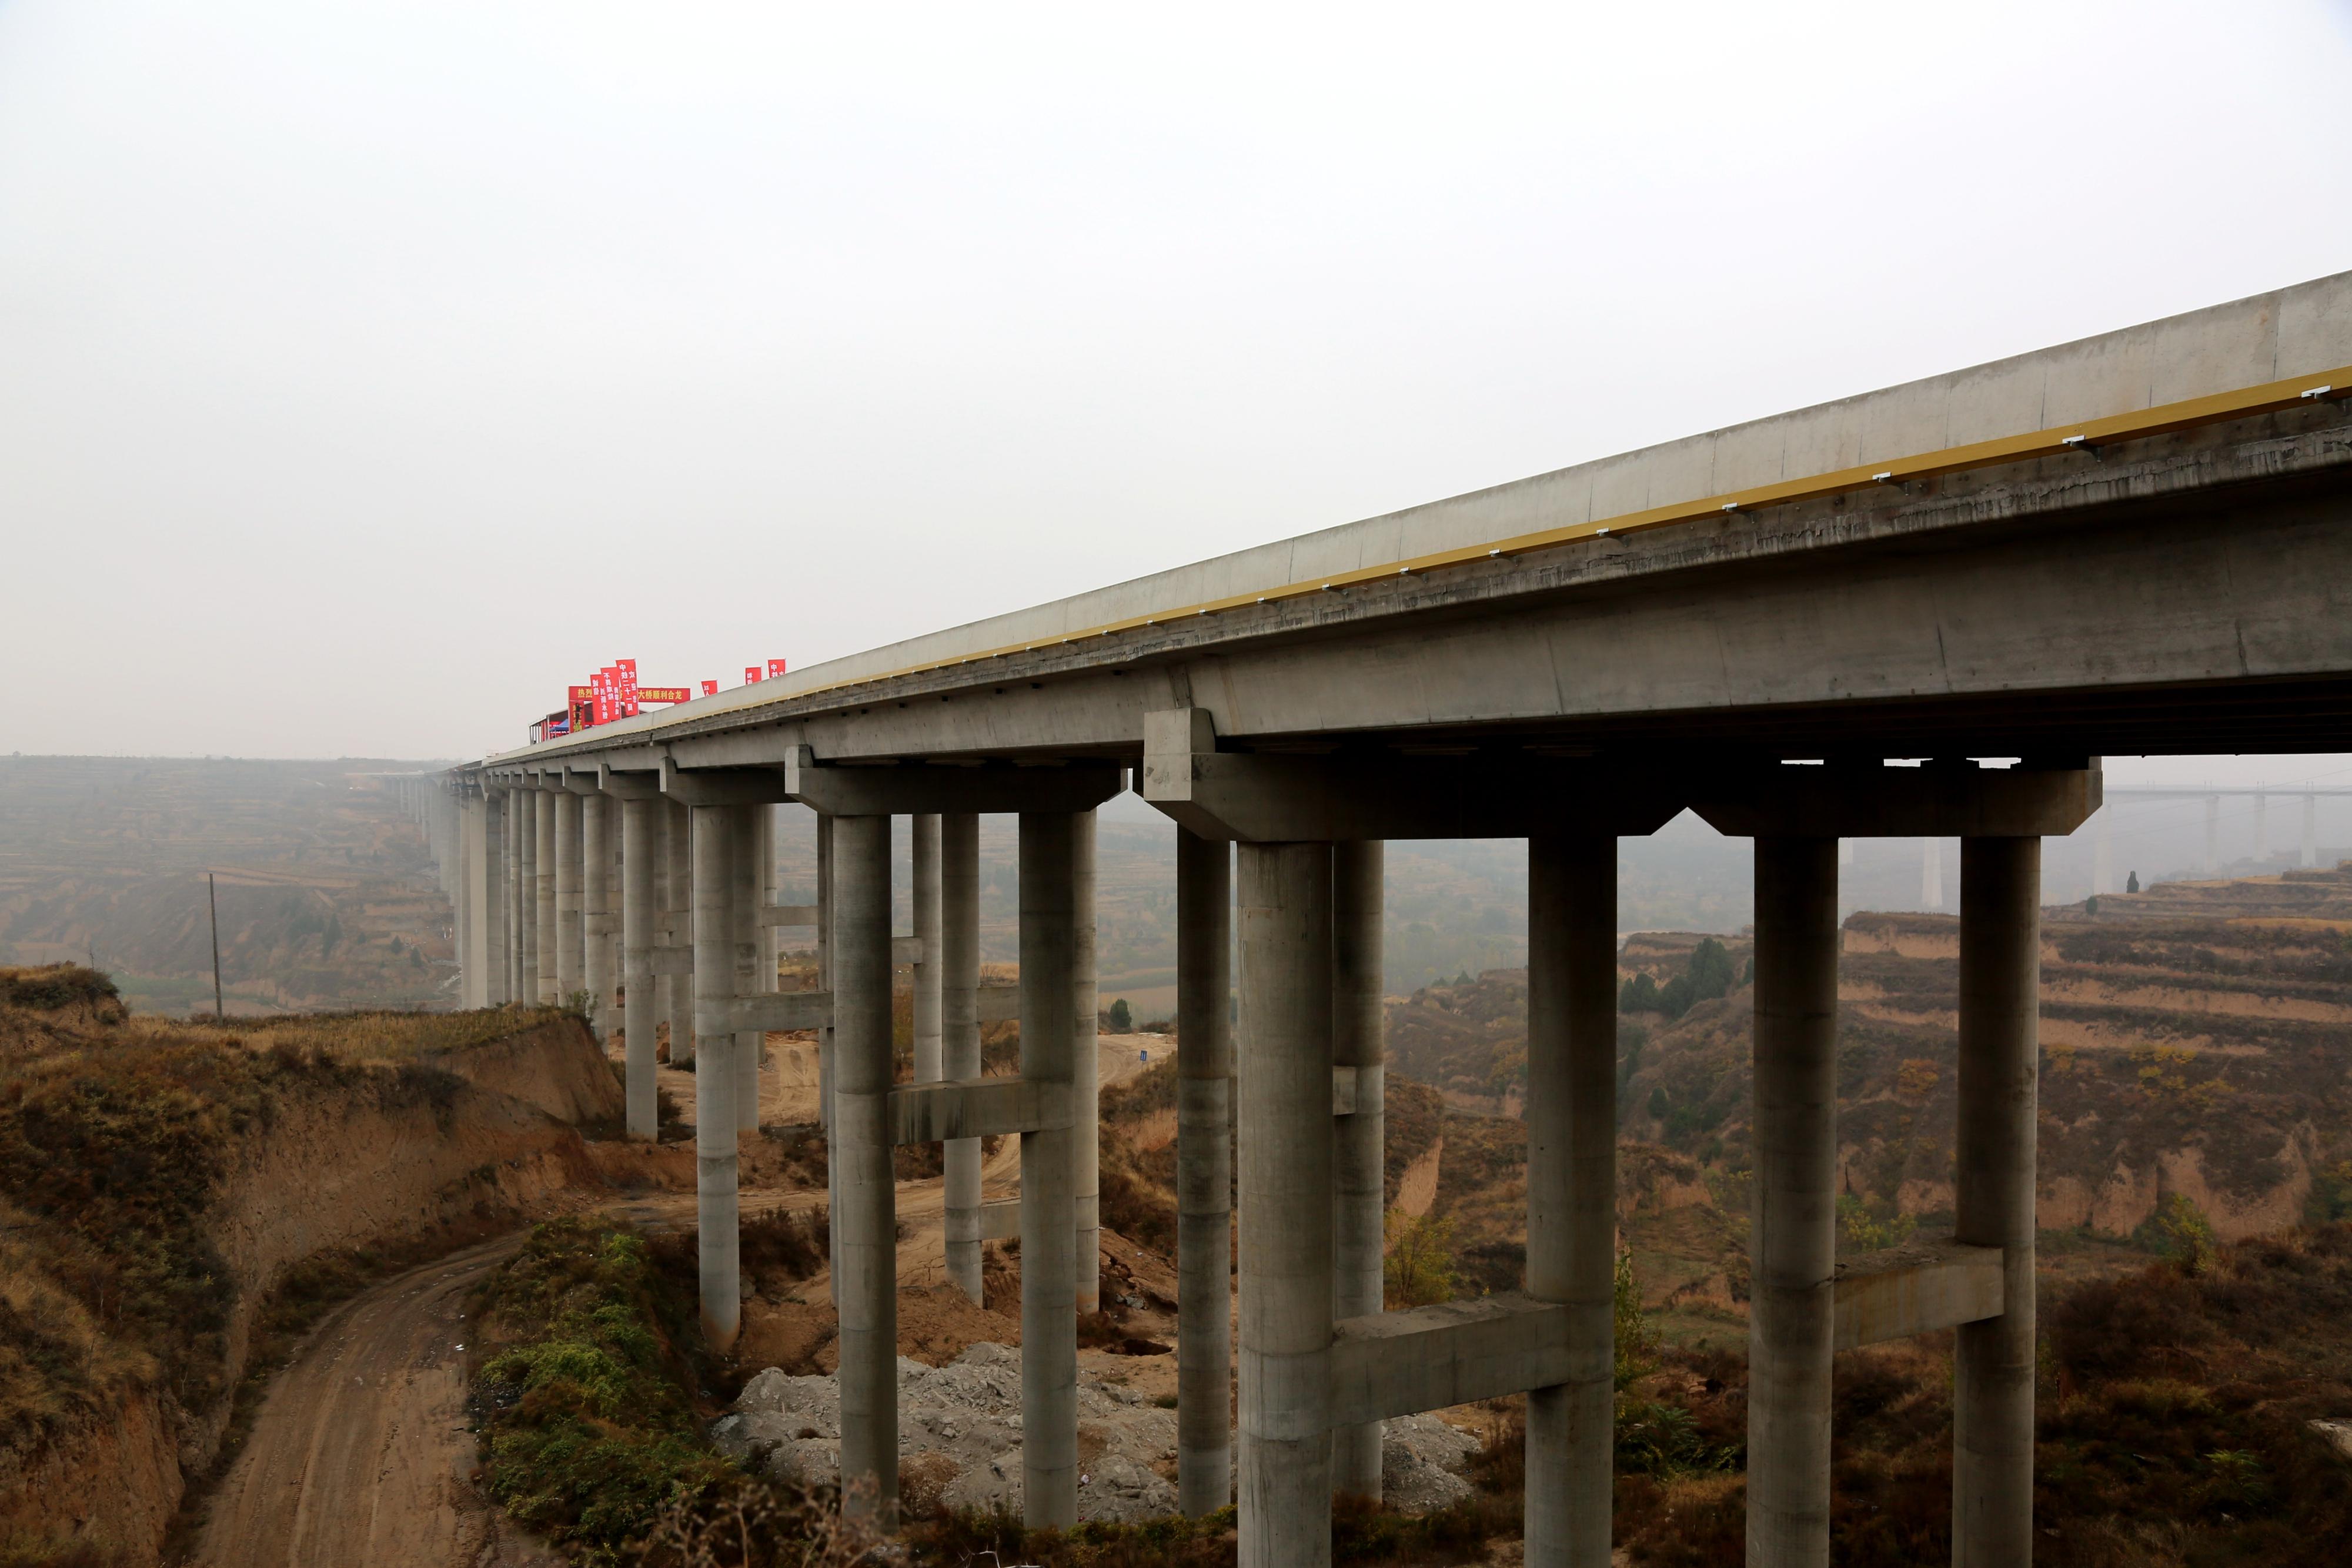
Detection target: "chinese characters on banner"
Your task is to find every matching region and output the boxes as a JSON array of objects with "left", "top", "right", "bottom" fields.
[{"left": 766, "top": 658, "right": 788, "bottom": 679}]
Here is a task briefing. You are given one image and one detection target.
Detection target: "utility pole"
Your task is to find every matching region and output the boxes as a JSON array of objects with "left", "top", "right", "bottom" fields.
[{"left": 208, "top": 873, "right": 225, "bottom": 1019}]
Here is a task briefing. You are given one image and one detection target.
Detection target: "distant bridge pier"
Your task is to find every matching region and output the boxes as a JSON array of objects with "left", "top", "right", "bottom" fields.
[
  {"left": 533, "top": 786, "right": 556, "bottom": 1004},
  {"left": 662, "top": 797, "right": 694, "bottom": 1065},
  {"left": 611, "top": 774, "right": 664, "bottom": 1139},
  {"left": 941, "top": 811, "right": 985, "bottom": 1304},
  {"left": 1175, "top": 821, "right": 1232, "bottom": 1516},
  {"left": 582, "top": 791, "right": 614, "bottom": 1037},
  {"left": 2305, "top": 793, "right": 2320, "bottom": 867},
  {"left": 2204, "top": 793, "right": 2220, "bottom": 873},
  {"left": 554, "top": 787, "right": 583, "bottom": 1005}
]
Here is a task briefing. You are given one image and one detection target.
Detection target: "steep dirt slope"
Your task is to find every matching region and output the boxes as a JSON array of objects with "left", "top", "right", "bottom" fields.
[{"left": 0, "top": 982, "right": 616, "bottom": 1565}]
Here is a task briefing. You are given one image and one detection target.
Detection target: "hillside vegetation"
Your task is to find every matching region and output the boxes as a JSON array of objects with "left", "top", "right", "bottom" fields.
[{"left": 0, "top": 967, "right": 607, "bottom": 1564}]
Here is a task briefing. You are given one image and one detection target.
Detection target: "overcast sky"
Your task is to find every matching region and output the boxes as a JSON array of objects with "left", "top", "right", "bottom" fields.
[{"left": 4, "top": 1, "right": 2350, "bottom": 775}]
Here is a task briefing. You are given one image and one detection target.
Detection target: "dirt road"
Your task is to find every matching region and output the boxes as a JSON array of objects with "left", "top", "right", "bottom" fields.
[
  {"left": 192, "top": 1236, "right": 553, "bottom": 1568},
  {"left": 199, "top": 1037, "right": 1161, "bottom": 1565}
]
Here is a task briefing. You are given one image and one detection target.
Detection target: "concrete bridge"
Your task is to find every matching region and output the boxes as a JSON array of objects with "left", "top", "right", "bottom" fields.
[{"left": 405, "top": 269, "right": 2352, "bottom": 1567}]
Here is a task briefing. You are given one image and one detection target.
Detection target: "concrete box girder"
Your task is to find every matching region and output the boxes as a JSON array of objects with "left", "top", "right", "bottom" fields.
[{"left": 888, "top": 1076, "right": 1073, "bottom": 1145}]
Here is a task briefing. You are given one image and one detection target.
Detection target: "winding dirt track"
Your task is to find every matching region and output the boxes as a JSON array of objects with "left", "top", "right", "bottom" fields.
[
  {"left": 195, "top": 1037, "right": 1157, "bottom": 1565},
  {"left": 192, "top": 1236, "right": 552, "bottom": 1568}
]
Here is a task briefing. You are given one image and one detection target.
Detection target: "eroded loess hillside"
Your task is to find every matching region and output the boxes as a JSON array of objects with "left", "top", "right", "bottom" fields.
[{"left": 0, "top": 965, "right": 618, "bottom": 1566}]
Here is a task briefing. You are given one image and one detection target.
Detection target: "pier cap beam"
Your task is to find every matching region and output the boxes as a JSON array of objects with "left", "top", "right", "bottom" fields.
[
  {"left": 1692, "top": 760, "right": 2100, "bottom": 839},
  {"left": 1141, "top": 708, "right": 1682, "bottom": 841}
]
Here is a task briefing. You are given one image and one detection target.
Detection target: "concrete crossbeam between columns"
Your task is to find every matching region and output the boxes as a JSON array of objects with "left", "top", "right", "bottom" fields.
[
  {"left": 1328, "top": 1293, "right": 1584, "bottom": 1429},
  {"left": 978, "top": 1198, "right": 1023, "bottom": 1241},
  {"left": 1833, "top": 1237, "right": 2005, "bottom": 1351},
  {"left": 642, "top": 947, "right": 695, "bottom": 976},
  {"left": 888, "top": 1076, "right": 1073, "bottom": 1145},
  {"left": 757, "top": 903, "right": 822, "bottom": 927},
  {"left": 718, "top": 991, "right": 829, "bottom": 1034}
]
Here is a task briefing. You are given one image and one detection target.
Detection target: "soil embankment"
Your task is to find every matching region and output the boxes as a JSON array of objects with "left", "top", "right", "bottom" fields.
[{"left": 0, "top": 977, "right": 620, "bottom": 1566}]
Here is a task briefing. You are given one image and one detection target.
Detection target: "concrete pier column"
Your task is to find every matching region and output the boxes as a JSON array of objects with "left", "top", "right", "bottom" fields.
[
  {"left": 1525, "top": 833, "right": 1617, "bottom": 1567},
  {"left": 913, "top": 814, "right": 944, "bottom": 1085},
  {"left": 1020, "top": 811, "right": 1081, "bottom": 1529},
  {"left": 534, "top": 790, "right": 556, "bottom": 1004},
  {"left": 941, "top": 813, "right": 984, "bottom": 1302},
  {"left": 730, "top": 803, "right": 763, "bottom": 1133},
  {"left": 1954, "top": 837, "right": 2040, "bottom": 1566},
  {"left": 503, "top": 790, "right": 523, "bottom": 1004},
  {"left": 1074, "top": 810, "right": 1101, "bottom": 1313},
  {"left": 832, "top": 813, "right": 898, "bottom": 1525},
  {"left": 817, "top": 813, "right": 837, "bottom": 1307},
  {"left": 690, "top": 803, "right": 741, "bottom": 1350},
  {"left": 479, "top": 790, "right": 507, "bottom": 1006},
  {"left": 1331, "top": 841, "right": 1385, "bottom": 1500},
  {"left": 1748, "top": 836, "right": 1839, "bottom": 1568},
  {"left": 1176, "top": 827, "right": 1234, "bottom": 1516},
  {"left": 1237, "top": 841, "right": 1335, "bottom": 1568},
  {"left": 583, "top": 794, "right": 614, "bottom": 1037},
  {"left": 555, "top": 790, "right": 584, "bottom": 1007},
  {"left": 758, "top": 804, "right": 779, "bottom": 993},
  {"left": 620, "top": 795, "right": 660, "bottom": 1139},
  {"left": 664, "top": 798, "right": 694, "bottom": 1067}
]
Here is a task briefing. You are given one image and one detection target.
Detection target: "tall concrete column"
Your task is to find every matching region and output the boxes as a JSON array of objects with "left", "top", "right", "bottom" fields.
[
  {"left": 664, "top": 798, "right": 694, "bottom": 1067},
  {"left": 620, "top": 795, "right": 661, "bottom": 1139},
  {"left": 1331, "top": 840, "right": 1385, "bottom": 1500},
  {"left": 555, "top": 790, "right": 584, "bottom": 1007},
  {"left": 1074, "top": 808, "right": 1101, "bottom": 1313},
  {"left": 730, "top": 803, "right": 763, "bottom": 1133},
  {"left": 503, "top": 789, "right": 524, "bottom": 1004},
  {"left": 1525, "top": 833, "right": 1617, "bottom": 1567},
  {"left": 758, "top": 804, "right": 779, "bottom": 992},
  {"left": 690, "top": 803, "right": 741, "bottom": 1350},
  {"left": 832, "top": 813, "right": 898, "bottom": 1526},
  {"left": 1954, "top": 837, "right": 2040, "bottom": 1565},
  {"left": 583, "top": 793, "right": 614, "bottom": 1037},
  {"left": 817, "top": 812, "right": 837, "bottom": 1306},
  {"left": 1237, "top": 841, "right": 1335, "bottom": 1568},
  {"left": 1176, "top": 827, "right": 1233, "bottom": 1516},
  {"left": 941, "top": 812, "right": 984, "bottom": 1302},
  {"left": 455, "top": 792, "right": 476, "bottom": 1007},
  {"left": 483, "top": 789, "right": 509, "bottom": 1006},
  {"left": 534, "top": 790, "right": 557, "bottom": 1004},
  {"left": 1748, "top": 837, "right": 1839, "bottom": 1568},
  {"left": 1019, "top": 812, "right": 1081, "bottom": 1529},
  {"left": 912, "top": 814, "right": 944, "bottom": 1084}
]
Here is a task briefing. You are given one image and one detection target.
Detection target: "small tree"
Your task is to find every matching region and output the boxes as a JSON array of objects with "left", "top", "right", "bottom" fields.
[
  {"left": 1613, "top": 1241, "right": 1659, "bottom": 1389},
  {"left": 1384, "top": 1213, "right": 1460, "bottom": 1308},
  {"left": 1107, "top": 997, "right": 1132, "bottom": 1032},
  {"left": 1618, "top": 972, "right": 1661, "bottom": 1013},
  {"left": 2149, "top": 1192, "right": 2216, "bottom": 1275}
]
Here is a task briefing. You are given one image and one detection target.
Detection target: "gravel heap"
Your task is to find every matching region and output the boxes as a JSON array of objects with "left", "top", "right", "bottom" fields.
[{"left": 711, "top": 1342, "right": 1481, "bottom": 1523}]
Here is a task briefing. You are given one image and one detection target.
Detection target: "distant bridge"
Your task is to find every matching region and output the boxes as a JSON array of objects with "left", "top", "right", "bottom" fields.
[{"left": 413, "top": 271, "right": 2352, "bottom": 1568}]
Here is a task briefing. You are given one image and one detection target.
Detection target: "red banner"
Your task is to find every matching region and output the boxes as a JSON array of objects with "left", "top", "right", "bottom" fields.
[
  {"left": 636, "top": 686, "right": 691, "bottom": 704},
  {"left": 767, "top": 657, "right": 789, "bottom": 678},
  {"left": 701, "top": 679, "right": 719, "bottom": 697}
]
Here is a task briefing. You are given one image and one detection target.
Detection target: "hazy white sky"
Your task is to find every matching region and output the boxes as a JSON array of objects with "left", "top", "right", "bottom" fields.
[{"left": 4, "top": 1, "right": 2350, "bottom": 767}]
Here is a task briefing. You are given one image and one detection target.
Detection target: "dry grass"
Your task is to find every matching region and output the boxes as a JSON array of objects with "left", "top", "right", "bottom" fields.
[{"left": 156, "top": 1002, "right": 576, "bottom": 1064}]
